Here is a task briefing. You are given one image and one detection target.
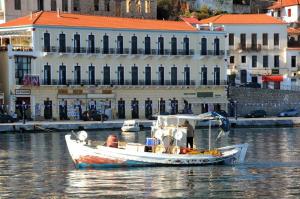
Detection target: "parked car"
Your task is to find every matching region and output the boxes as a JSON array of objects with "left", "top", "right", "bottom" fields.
[
  {"left": 277, "top": 109, "right": 298, "bottom": 117},
  {"left": 240, "top": 82, "right": 261, "bottom": 88},
  {"left": 216, "top": 110, "right": 228, "bottom": 118},
  {"left": 245, "top": 110, "right": 267, "bottom": 118},
  {"left": 82, "top": 110, "right": 108, "bottom": 121},
  {"left": 0, "top": 114, "right": 18, "bottom": 123}
]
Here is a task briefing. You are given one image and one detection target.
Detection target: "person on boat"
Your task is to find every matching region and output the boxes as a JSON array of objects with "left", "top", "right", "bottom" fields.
[{"left": 183, "top": 120, "right": 194, "bottom": 148}]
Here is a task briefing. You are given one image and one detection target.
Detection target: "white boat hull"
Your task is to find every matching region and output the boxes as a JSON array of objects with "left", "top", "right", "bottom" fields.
[
  {"left": 65, "top": 135, "right": 248, "bottom": 168},
  {"left": 121, "top": 126, "right": 140, "bottom": 132}
]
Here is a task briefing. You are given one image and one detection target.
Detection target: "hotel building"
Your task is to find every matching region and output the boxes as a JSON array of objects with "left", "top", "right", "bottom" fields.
[{"left": 0, "top": 11, "right": 228, "bottom": 120}]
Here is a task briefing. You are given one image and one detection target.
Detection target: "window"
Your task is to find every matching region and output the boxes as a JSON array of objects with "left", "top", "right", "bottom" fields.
[
  {"left": 184, "top": 66, "right": 190, "bottom": 85},
  {"left": 126, "top": 0, "right": 131, "bottom": 13},
  {"left": 145, "top": 0, "right": 151, "bottom": 13},
  {"left": 88, "top": 34, "right": 95, "bottom": 53},
  {"left": 44, "top": 64, "right": 51, "bottom": 85},
  {"left": 263, "top": 55, "right": 268, "bottom": 68},
  {"left": 214, "top": 67, "right": 220, "bottom": 85},
  {"left": 145, "top": 36, "right": 151, "bottom": 55},
  {"left": 37, "top": 0, "right": 44, "bottom": 11},
  {"left": 274, "top": 33, "right": 279, "bottom": 46},
  {"left": 105, "top": 0, "right": 110, "bottom": 11},
  {"left": 74, "top": 65, "right": 81, "bottom": 85},
  {"left": 252, "top": 56, "right": 257, "bottom": 68},
  {"left": 43, "top": 32, "right": 50, "bottom": 52},
  {"left": 51, "top": 0, "right": 57, "bottom": 11},
  {"left": 263, "top": 33, "right": 268, "bottom": 46},
  {"left": 201, "top": 38, "right": 207, "bottom": 55},
  {"left": 15, "top": 56, "right": 31, "bottom": 85},
  {"left": 59, "top": 33, "right": 66, "bottom": 53},
  {"left": 89, "top": 65, "right": 95, "bottom": 85},
  {"left": 274, "top": 55, "right": 280, "bottom": 67},
  {"left": 230, "top": 56, "right": 234, "bottom": 64},
  {"left": 183, "top": 37, "right": 189, "bottom": 55},
  {"left": 117, "top": 65, "right": 124, "bottom": 85},
  {"left": 136, "top": 0, "right": 141, "bottom": 13},
  {"left": 201, "top": 66, "right": 207, "bottom": 85},
  {"left": 229, "top": 33, "right": 234, "bottom": 46},
  {"left": 158, "top": 66, "right": 164, "bottom": 85},
  {"left": 171, "top": 66, "right": 177, "bottom": 85},
  {"left": 94, "top": 0, "right": 99, "bottom": 11},
  {"left": 240, "top": 33, "right": 246, "bottom": 49},
  {"left": 131, "top": 35, "right": 137, "bottom": 54},
  {"left": 291, "top": 56, "right": 296, "bottom": 67},
  {"left": 241, "top": 56, "right": 246, "bottom": 63},
  {"left": 251, "top": 33, "right": 257, "bottom": 49},
  {"left": 59, "top": 64, "right": 66, "bottom": 85},
  {"left": 73, "top": 33, "right": 80, "bottom": 53},
  {"left": 73, "top": 0, "right": 80, "bottom": 11},
  {"left": 158, "top": 36, "right": 164, "bottom": 55},
  {"left": 145, "top": 65, "right": 151, "bottom": 85},
  {"left": 15, "top": 0, "right": 21, "bottom": 10},
  {"left": 62, "top": 0, "right": 68, "bottom": 12},
  {"left": 103, "top": 65, "right": 110, "bottom": 85},
  {"left": 171, "top": 37, "right": 177, "bottom": 55},
  {"left": 240, "top": 70, "right": 247, "bottom": 84},
  {"left": 117, "top": 35, "right": 123, "bottom": 54},
  {"left": 214, "top": 38, "right": 220, "bottom": 55},
  {"left": 131, "top": 65, "right": 138, "bottom": 85},
  {"left": 288, "top": 9, "right": 291, "bottom": 17},
  {"left": 103, "top": 35, "right": 109, "bottom": 54}
]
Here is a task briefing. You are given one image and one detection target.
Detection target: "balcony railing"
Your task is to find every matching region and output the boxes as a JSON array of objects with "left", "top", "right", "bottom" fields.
[
  {"left": 199, "top": 50, "right": 225, "bottom": 56},
  {"left": 42, "top": 46, "right": 199, "bottom": 56},
  {"left": 12, "top": 46, "right": 33, "bottom": 52},
  {"left": 38, "top": 79, "right": 227, "bottom": 86},
  {"left": 238, "top": 43, "right": 262, "bottom": 51}
]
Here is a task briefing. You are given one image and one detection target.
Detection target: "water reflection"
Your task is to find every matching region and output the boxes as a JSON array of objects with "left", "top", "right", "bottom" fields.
[{"left": 0, "top": 128, "right": 300, "bottom": 198}]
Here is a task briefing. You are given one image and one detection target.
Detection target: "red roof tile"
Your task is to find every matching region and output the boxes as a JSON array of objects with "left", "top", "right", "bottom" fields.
[
  {"left": 0, "top": 11, "right": 196, "bottom": 32},
  {"left": 198, "top": 14, "right": 285, "bottom": 25},
  {"left": 268, "top": 0, "right": 300, "bottom": 9}
]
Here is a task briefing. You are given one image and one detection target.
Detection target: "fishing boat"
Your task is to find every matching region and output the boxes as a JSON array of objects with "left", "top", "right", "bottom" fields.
[
  {"left": 65, "top": 112, "right": 248, "bottom": 168},
  {"left": 121, "top": 120, "right": 140, "bottom": 132}
]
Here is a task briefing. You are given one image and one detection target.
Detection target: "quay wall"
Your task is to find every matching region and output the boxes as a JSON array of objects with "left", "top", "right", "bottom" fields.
[{"left": 229, "top": 87, "right": 300, "bottom": 117}]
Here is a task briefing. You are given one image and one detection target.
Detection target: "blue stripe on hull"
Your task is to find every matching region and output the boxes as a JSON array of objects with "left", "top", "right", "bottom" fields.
[{"left": 76, "top": 159, "right": 228, "bottom": 169}]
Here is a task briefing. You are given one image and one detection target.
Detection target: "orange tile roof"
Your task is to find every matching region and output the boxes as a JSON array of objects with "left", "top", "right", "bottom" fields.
[
  {"left": 268, "top": 0, "right": 300, "bottom": 9},
  {"left": 180, "top": 16, "right": 200, "bottom": 24},
  {"left": 288, "top": 27, "right": 300, "bottom": 34},
  {"left": 0, "top": 11, "right": 196, "bottom": 32},
  {"left": 198, "top": 14, "right": 285, "bottom": 25}
]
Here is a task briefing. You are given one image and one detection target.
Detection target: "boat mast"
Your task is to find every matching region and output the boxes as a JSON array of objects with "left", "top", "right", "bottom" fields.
[{"left": 208, "top": 120, "right": 211, "bottom": 150}]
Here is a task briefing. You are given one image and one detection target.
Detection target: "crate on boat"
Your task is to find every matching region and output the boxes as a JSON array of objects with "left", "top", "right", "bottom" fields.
[
  {"left": 125, "top": 143, "right": 145, "bottom": 152},
  {"left": 145, "top": 138, "right": 160, "bottom": 146}
]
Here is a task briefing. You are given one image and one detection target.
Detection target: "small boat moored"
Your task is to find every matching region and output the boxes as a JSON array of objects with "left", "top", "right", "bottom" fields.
[
  {"left": 66, "top": 112, "right": 248, "bottom": 168},
  {"left": 121, "top": 120, "right": 140, "bottom": 132}
]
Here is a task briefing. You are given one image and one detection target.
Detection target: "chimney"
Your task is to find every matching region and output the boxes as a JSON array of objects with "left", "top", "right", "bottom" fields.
[
  {"left": 57, "top": 8, "right": 60, "bottom": 18},
  {"left": 30, "top": 11, "right": 33, "bottom": 20}
]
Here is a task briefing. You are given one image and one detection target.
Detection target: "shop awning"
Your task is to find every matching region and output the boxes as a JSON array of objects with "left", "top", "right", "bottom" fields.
[{"left": 262, "top": 75, "right": 283, "bottom": 82}]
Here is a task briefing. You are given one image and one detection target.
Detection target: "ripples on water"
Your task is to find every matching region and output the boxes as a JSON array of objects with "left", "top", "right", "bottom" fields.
[{"left": 0, "top": 128, "right": 300, "bottom": 198}]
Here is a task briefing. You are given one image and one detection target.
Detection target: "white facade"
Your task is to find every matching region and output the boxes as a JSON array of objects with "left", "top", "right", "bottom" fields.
[
  {"left": 225, "top": 23, "right": 288, "bottom": 88},
  {"left": 268, "top": 5, "right": 300, "bottom": 23},
  {"left": 0, "top": 14, "right": 228, "bottom": 120}
]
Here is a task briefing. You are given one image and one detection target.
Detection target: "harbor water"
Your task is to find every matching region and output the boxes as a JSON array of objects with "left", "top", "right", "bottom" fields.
[{"left": 0, "top": 128, "right": 300, "bottom": 198}]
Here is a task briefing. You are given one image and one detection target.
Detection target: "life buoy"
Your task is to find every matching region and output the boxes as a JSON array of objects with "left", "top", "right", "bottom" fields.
[{"left": 174, "top": 130, "right": 183, "bottom": 140}]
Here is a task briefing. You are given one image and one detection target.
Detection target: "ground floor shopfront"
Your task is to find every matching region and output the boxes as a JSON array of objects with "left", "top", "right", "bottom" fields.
[{"left": 9, "top": 86, "right": 228, "bottom": 120}]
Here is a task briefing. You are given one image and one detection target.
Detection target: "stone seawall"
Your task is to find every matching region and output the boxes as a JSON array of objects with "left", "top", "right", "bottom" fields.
[{"left": 229, "top": 87, "right": 300, "bottom": 117}]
